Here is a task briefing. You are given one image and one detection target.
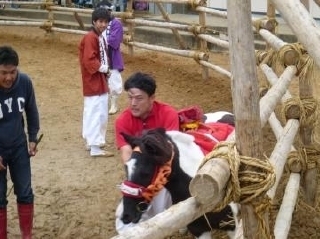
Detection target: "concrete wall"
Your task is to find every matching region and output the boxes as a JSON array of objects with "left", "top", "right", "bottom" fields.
[
  {"left": 207, "top": 0, "right": 320, "bottom": 19},
  {"left": 149, "top": 0, "right": 320, "bottom": 18}
]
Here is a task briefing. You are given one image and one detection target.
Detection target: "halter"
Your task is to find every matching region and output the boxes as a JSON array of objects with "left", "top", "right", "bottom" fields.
[{"left": 119, "top": 142, "right": 174, "bottom": 206}]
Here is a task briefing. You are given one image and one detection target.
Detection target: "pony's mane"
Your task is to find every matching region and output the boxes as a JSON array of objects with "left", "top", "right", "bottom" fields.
[{"left": 140, "top": 128, "right": 173, "bottom": 165}]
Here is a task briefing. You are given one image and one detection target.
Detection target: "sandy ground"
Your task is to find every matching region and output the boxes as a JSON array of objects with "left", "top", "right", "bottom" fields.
[{"left": 0, "top": 26, "right": 319, "bottom": 239}]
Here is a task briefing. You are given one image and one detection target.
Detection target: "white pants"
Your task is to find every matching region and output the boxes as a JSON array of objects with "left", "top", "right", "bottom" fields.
[
  {"left": 115, "top": 188, "right": 172, "bottom": 233},
  {"left": 109, "top": 69, "right": 123, "bottom": 96},
  {"left": 82, "top": 93, "right": 109, "bottom": 146}
]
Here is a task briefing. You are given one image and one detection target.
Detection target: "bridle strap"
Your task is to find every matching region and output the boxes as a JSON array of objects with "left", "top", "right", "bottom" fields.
[
  {"left": 119, "top": 181, "right": 146, "bottom": 199},
  {"left": 141, "top": 141, "right": 175, "bottom": 202},
  {"left": 121, "top": 142, "right": 175, "bottom": 202}
]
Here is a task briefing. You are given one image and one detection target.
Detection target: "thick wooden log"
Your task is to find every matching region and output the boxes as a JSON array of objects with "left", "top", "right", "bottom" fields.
[
  {"left": 189, "top": 158, "right": 230, "bottom": 205},
  {"left": 227, "top": 0, "right": 264, "bottom": 237},
  {"left": 258, "top": 29, "right": 300, "bottom": 66},
  {"left": 125, "top": 18, "right": 204, "bottom": 33},
  {"left": 155, "top": 2, "right": 187, "bottom": 50},
  {"left": 198, "top": 5, "right": 209, "bottom": 80},
  {"left": 260, "top": 64, "right": 292, "bottom": 101},
  {"left": 73, "top": 12, "right": 84, "bottom": 30},
  {"left": 271, "top": 0, "right": 320, "bottom": 69},
  {"left": 197, "top": 34, "right": 229, "bottom": 49},
  {"left": 260, "top": 64, "right": 300, "bottom": 119},
  {"left": 51, "top": 27, "right": 86, "bottom": 35},
  {"left": 263, "top": 91, "right": 300, "bottom": 238},
  {"left": 126, "top": 41, "right": 209, "bottom": 60},
  {"left": 126, "top": 0, "right": 134, "bottom": 56},
  {"left": 48, "top": 6, "right": 130, "bottom": 18},
  {"left": 0, "top": 0, "right": 51, "bottom": 5},
  {"left": 195, "top": 6, "right": 227, "bottom": 18},
  {"left": 274, "top": 173, "right": 300, "bottom": 239},
  {"left": 294, "top": 22, "right": 318, "bottom": 205},
  {"left": 261, "top": 63, "right": 301, "bottom": 199},
  {"left": 266, "top": 117, "right": 300, "bottom": 199},
  {"left": 259, "top": 29, "right": 285, "bottom": 50},
  {"left": 0, "top": 20, "right": 44, "bottom": 26},
  {"left": 49, "top": 6, "right": 93, "bottom": 14},
  {"left": 198, "top": 60, "right": 231, "bottom": 78},
  {"left": 299, "top": 79, "right": 318, "bottom": 206},
  {"left": 110, "top": 197, "right": 223, "bottom": 239},
  {"left": 260, "top": 65, "right": 297, "bottom": 127},
  {"left": 266, "top": 0, "right": 276, "bottom": 50}
]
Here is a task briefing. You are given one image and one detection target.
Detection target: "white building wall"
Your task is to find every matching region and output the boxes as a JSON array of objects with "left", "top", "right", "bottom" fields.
[{"left": 207, "top": 0, "right": 320, "bottom": 19}]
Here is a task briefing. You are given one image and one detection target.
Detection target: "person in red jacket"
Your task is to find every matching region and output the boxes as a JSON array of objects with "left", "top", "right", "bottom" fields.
[
  {"left": 79, "top": 8, "right": 113, "bottom": 157},
  {"left": 115, "top": 72, "right": 180, "bottom": 164}
]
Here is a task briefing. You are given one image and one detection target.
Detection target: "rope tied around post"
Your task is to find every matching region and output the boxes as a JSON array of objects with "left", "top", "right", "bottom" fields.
[
  {"left": 197, "top": 142, "right": 275, "bottom": 238},
  {"left": 282, "top": 97, "right": 317, "bottom": 126},
  {"left": 252, "top": 17, "right": 278, "bottom": 32},
  {"left": 298, "top": 147, "right": 320, "bottom": 170},
  {"left": 187, "top": 0, "right": 204, "bottom": 10},
  {"left": 286, "top": 151, "right": 304, "bottom": 173}
]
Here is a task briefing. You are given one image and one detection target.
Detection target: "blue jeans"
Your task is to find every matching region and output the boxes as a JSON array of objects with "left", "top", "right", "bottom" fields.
[{"left": 0, "top": 142, "right": 34, "bottom": 208}]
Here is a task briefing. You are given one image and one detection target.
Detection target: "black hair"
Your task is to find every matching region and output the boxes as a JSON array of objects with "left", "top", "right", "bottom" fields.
[
  {"left": 0, "top": 45, "right": 19, "bottom": 66},
  {"left": 92, "top": 7, "right": 111, "bottom": 23},
  {"left": 124, "top": 72, "right": 157, "bottom": 96}
]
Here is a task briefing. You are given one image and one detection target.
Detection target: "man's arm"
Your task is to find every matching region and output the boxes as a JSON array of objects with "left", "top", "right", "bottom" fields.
[
  {"left": 119, "top": 145, "right": 132, "bottom": 164},
  {"left": 163, "top": 108, "right": 180, "bottom": 131},
  {"left": 107, "top": 20, "right": 123, "bottom": 49}
]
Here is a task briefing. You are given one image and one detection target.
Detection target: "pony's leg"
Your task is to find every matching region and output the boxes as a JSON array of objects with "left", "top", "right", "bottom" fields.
[
  {"left": 197, "top": 231, "right": 212, "bottom": 239},
  {"left": 226, "top": 202, "right": 243, "bottom": 239},
  {"left": 227, "top": 218, "right": 243, "bottom": 239}
]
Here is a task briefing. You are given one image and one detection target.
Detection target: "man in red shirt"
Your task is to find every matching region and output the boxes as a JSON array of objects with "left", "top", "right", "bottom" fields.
[
  {"left": 115, "top": 72, "right": 179, "bottom": 163},
  {"left": 114, "top": 72, "right": 179, "bottom": 232}
]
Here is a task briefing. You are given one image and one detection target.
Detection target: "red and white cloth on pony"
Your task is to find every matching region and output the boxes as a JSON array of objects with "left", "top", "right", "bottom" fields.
[
  {"left": 178, "top": 106, "right": 234, "bottom": 154},
  {"left": 186, "top": 122, "right": 234, "bottom": 154}
]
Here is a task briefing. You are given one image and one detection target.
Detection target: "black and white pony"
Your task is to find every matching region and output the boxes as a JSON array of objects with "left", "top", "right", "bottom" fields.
[{"left": 116, "top": 112, "right": 241, "bottom": 238}]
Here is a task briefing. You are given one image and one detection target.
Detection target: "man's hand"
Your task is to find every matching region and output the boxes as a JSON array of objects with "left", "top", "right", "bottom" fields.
[
  {"left": 28, "top": 142, "right": 37, "bottom": 156},
  {"left": 0, "top": 156, "right": 6, "bottom": 171},
  {"left": 29, "top": 133, "right": 43, "bottom": 157}
]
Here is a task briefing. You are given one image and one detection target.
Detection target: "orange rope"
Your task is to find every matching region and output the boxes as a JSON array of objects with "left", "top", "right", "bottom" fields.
[{"left": 142, "top": 158, "right": 173, "bottom": 201}]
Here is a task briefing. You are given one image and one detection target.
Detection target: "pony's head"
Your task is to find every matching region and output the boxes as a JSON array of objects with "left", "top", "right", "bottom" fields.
[{"left": 119, "top": 128, "right": 176, "bottom": 224}]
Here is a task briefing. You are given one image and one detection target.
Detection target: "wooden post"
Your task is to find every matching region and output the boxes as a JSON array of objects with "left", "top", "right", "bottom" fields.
[
  {"left": 299, "top": 70, "right": 318, "bottom": 206},
  {"left": 266, "top": 0, "right": 276, "bottom": 49},
  {"left": 126, "top": 0, "right": 134, "bottom": 56},
  {"left": 227, "top": 0, "right": 267, "bottom": 238},
  {"left": 198, "top": 4, "right": 209, "bottom": 80},
  {"left": 270, "top": 0, "right": 320, "bottom": 69}
]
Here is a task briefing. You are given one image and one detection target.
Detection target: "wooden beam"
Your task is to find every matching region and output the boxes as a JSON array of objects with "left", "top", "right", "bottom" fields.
[
  {"left": 110, "top": 197, "right": 225, "bottom": 239},
  {"left": 270, "top": 0, "right": 320, "bottom": 69},
  {"left": 155, "top": 2, "right": 187, "bottom": 50},
  {"left": 227, "top": 0, "right": 265, "bottom": 237}
]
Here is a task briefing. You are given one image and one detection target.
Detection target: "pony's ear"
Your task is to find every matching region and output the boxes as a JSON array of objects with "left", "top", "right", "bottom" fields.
[
  {"left": 155, "top": 127, "right": 166, "bottom": 135},
  {"left": 120, "top": 132, "right": 138, "bottom": 148},
  {"left": 141, "top": 128, "right": 172, "bottom": 164}
]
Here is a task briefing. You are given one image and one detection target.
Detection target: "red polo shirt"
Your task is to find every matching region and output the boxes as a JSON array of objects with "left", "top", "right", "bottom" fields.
[{"left": 115, "top": 101, "right": 179, "bottom": 148}]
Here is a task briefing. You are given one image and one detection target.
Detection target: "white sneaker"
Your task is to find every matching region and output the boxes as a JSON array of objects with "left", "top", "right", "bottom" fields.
[
  {"left": 90, "top": 150, "right": 114, "bottom": 158},
  {"left": 90, "top": 145, "right": 114, "bottom": 157},
  {"left": 109, "top": 105, "right": 118, "bottom": 115},
  {"left": 85, "top": 143, "right": 105, "bottom": 151}
]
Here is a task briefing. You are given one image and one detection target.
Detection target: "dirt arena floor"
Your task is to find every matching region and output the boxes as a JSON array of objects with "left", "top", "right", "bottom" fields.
[{"left": 0, "top": 26, "right": 319, "bottom": 239}]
